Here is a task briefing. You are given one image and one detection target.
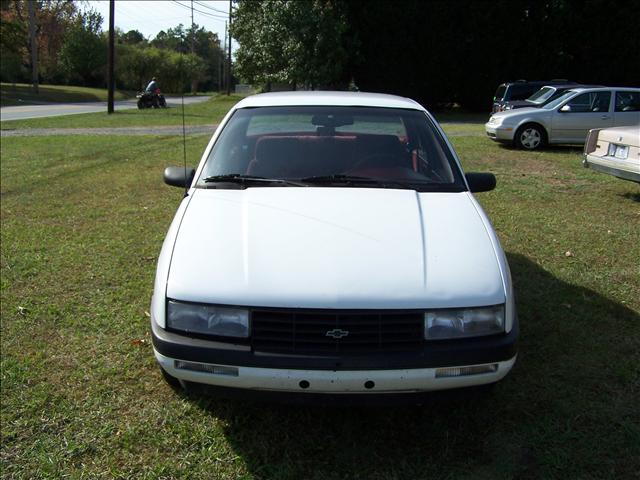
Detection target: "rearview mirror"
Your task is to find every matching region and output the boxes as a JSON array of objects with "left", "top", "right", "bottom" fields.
[
  {"left": 465, "top": 172, "right": 496, "bottom": 193},
  {"left": 559, "top": 105, "right": 571, "bottom": 112},
  {"left": 164, "top": 166, "right": 195, "bottom": 188}
]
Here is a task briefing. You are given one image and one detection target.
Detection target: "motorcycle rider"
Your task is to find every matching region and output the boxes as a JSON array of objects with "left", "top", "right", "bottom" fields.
[
  {"left": 144, "top": 77, "right": 160, "bottom": 108},
  {"left": 145, "top": 77, "right": 158, "bottom": 93}
]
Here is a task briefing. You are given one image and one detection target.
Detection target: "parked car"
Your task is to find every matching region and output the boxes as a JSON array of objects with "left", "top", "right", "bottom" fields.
[
  {"left": 492, "top": 80, "right": 576, "bottom": 113},
  {"left": 151, "top": 91, "right": 518, "bottom": 401},
  {"left": 583, "top": 126, "right": 640, "bottom": 183},
  {"left": 501, "top": 84, "right": 603, "bottom": 111},
  {"left": 485, "top": 87, "right": 640, "bottom": 150}
]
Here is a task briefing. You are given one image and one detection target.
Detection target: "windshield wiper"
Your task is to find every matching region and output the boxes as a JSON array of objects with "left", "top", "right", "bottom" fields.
[
  {"left": 300, "top": 174, "right": 425, "bottom": 190},
  {"left": 301, "top": 174, "right": 383, "bottom": 185},
  {"left": 202, "top": 174, "right": 306, "bottom": 187}
]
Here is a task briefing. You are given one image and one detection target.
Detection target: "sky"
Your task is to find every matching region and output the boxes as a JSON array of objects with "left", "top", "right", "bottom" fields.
[{"left": 85, "top": 1, "right": 233, "bottom": 45}]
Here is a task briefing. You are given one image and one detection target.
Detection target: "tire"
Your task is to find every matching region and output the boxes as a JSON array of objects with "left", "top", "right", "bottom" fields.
[
  {"left": 159, "top": 97, "right": 167, "bottom": 108},
  {"left": 159, "top": 364, "right": 183, "bottom": 390},
  {"left": 514, "top": 123, "right": 547, "bottom": 150},
  {"left": 137, "top": 99, "right": 144, "bottom": 109}
]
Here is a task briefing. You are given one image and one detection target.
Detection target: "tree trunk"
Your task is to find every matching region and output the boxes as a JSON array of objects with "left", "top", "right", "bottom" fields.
[{"left": 27, "top": 1, "right": 38, "bottom": 94}]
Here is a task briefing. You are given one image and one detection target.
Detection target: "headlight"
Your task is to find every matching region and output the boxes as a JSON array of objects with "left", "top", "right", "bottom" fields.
[
  {"left": 167, "top": 300, "right": 249, "bottom": 338},
  {"left": 424, "top": 305, "right": 504, "bottom": 340}
]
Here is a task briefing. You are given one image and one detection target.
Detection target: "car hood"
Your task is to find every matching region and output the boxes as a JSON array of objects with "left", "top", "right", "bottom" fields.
[
  {"left": 508, "top": 100, "right": 542, "bottom": 109},
  {"left": 492, "top": 107, "right": 545, "bottom": 120},
  {"left": 166, "top": 188, "right": 505, "bottom": 309}
]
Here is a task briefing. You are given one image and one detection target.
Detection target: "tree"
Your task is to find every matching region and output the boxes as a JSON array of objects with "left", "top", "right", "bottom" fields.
[
  {"left": 231, "top": 0, "right": 351, "bottom": 89},
  {"left": 0, "top": 10, "right": 27, "bottom": 82},
  {"left": 59, "top": 9, "right": 106, "bottom": 86},
  {"left": 0, "top": 0, "right": 80, "bottom": 83},
  {"left": 121, "top": 29, "right": 145, "bottom": 45},
  {"left": 151, "top": 23, "right": 222, "bottom": 90}
]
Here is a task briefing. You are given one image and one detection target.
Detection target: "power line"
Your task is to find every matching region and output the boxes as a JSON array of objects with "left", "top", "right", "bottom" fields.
[
  {"left": 170, "top": 0, "right": 229, "bottom": 20},
  {"left": 193, "top": 0, "right": 228, "bottom": 15}
]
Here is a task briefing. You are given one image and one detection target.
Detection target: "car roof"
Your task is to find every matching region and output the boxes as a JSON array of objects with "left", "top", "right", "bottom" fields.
[
  {"left": 233, "top": 91, "right": 426, "bottom": 111},
  {"left": 502, "top": 80, "right": 576, "bottom": 86},
  {"left": 567, "top": 86, "right": 640, "bottom": 93}
]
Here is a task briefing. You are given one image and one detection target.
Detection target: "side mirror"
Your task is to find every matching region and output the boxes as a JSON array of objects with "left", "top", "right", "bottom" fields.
[
  {"left": 466, "top": 172, "right": 496, "bottom": 193},
  {"left": 559, "top": 104, "right": 571, "bottom": 113},
  {"left": 164, "top": 166, "right": 195, "bottom": 188}
]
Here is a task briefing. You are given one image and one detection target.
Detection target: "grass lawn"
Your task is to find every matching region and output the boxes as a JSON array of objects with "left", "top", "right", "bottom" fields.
[
  {"left": 0, "top": 83, "right": 132, "bottom": 107},
  {"left": 1, "top": 123, "right": 639, "bottom": 478},
  {"left": 0, "top": 94, "right": 245, "bottom": 130}
]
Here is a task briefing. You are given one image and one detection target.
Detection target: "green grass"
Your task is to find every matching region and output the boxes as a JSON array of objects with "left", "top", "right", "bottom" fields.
[
  {"left": 1, "top": 83, "right": 132, "bottom": 107},
  {"left": 0, "top": 94, "right": 244, "bottom": 130},
  {"left": 1, "top": 125, "right": 639, "bottom": 479}
]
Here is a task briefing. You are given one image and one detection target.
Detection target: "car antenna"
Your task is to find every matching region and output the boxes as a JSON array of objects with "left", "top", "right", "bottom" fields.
[{"left": 180, "top": 58, "right": 188, "bottom": 198}]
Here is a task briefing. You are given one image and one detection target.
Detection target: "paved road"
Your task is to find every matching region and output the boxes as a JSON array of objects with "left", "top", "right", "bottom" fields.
[{"left": 0, "top": 95, "right": 211, "bottom": 122}]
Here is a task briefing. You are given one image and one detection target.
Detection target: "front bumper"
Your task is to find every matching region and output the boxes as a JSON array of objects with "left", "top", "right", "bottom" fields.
[
  {"left": 485, "top": 123, "right": 515, "bottom": 142},
  {"left": 152, "top": 315, "right": 518, "bottom": 394},
  {"left": 156, "top": 349, "right": 516, "bottom": 394}
]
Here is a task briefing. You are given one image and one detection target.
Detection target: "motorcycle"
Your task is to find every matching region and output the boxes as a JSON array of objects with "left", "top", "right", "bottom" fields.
[{"left": 137, "top": 88, "right": 167, "bottom": 109}]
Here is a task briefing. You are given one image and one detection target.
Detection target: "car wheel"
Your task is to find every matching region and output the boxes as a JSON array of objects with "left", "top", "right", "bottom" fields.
[
  {"left": 137, "top": 99, "right": 144, "bottom": 109},
  {"left": 515, "top": 124, "right": 546, "bottom": 150}
]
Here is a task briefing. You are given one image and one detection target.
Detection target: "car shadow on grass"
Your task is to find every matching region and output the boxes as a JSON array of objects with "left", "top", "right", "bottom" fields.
[
  {"left": 497, "top": 143, "right": 584, "bottom": 155},
  {"left": 620, "top": 191, "right": 640, "bottom": 202},
  {"left": 179, "top": 253, "right": 639, "bottom": 479}
]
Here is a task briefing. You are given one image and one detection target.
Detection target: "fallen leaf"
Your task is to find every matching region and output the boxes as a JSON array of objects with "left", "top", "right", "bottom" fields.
[
  {"left": 144, "top": 311, "right": 151, "bottom": 318},
  {"left": 17, "top": 306, "right": 27, "bottom": 315},
  {"left": 565, "top": 251, "right": 573, "bottom": 257}
]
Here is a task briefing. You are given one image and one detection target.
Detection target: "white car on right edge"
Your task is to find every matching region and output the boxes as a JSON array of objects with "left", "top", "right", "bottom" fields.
[
  {"left": 485, "top": 87, "right": 640, "bottom": 150},
  {"left": 583, "top": 126, "right": 640, "bottom": 183}
]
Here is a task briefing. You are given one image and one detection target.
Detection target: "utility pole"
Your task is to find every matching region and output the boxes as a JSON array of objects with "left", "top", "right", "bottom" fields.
[
  {"left": 27, "top": 0, "right": 39, "bottom": 94},
  {"left": 107, "top": 0, "right": 115, "bottom": 113},
  {"left": 222, "top": 21, "right": 227, "bottom": 93},
  {"left": 190, "top": 0, "right": 197, "bottom": 93},
  {"left": 226, "top": 0, "right": 232, "bottom": 96}
]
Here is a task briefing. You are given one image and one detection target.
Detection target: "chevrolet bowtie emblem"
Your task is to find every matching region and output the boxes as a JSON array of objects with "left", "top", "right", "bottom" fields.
[{"left": 325, "top": 328, "right": 349, "bottom": 339}]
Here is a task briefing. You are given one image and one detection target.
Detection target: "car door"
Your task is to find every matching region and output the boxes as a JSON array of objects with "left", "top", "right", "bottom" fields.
[
  {"left": 613, "top": 90, "right": 640, "bottom": 127},
  {"left": 551, "top": 91, "right": 614, "bottom": 143}
]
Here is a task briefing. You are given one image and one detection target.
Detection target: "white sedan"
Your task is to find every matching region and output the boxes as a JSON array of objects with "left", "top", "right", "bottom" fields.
[
  {"left": 151, "top": 91, "right": 517, "bottom": 401},
  {"left": 583, "top": 126, "right": 640, "bottom": 183},
  {"left": 486, "top": 87, "right": 640, "bottom": 150}
]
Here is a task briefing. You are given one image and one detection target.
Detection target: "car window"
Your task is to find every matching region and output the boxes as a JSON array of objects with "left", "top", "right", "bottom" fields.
[
  {"left": 545, "top": 89, "right": 569, "bottom": 103},
  {"left": 198, "top": 106, "right": 466, "bottom": 191},
  {"left": 615, "top": 91, "right": 640, "bottom": 112},
  {"left": 566, "top": 92, "right": 611, "bottom": 113},
  {"left": 527, "top": 87, "right": 555, "bottom": 102},
  {"left": 544, "top": 91, "right": 576, "bottom": 109},
  {"left": 494, "top": 85, "right": 506, "bottom": 101}
]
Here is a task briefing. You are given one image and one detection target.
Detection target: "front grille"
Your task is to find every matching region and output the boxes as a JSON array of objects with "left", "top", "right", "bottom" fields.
[{"left": 251, "top": 309, "right": 424, "bottom": 355}]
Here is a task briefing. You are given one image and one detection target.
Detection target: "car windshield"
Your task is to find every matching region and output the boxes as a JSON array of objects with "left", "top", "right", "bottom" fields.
[
  {"left": 494, "top": 85, "right": 507, "bottom": 101},
  {"left": 196, "top": 106, "right": 466, "bottom": 192},
  {"left": 527, "top": 86, "right": 555, "bottom": 103},
  {"left": 543, "top": 91, "right": 577, "bottom": 110}
]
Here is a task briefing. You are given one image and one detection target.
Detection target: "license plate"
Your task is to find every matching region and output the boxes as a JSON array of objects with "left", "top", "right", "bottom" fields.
[{"left": 609, "top": 143, "right": 629, "bottom": 159}]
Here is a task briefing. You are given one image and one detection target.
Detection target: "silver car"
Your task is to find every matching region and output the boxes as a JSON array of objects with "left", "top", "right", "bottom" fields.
[{"left": 485, "top": 87, "right": 640, "bottom": 150}]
